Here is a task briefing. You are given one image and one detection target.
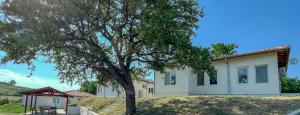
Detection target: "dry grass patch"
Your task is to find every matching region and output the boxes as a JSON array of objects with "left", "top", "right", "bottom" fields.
[{"left": 79, "top": 96, "right": 300, "bottom": 115}]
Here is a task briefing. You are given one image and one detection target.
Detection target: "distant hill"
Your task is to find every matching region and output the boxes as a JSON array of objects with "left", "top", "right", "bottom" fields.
[{"left": 0, "top": 82, "right": 31, "bottom": 96}]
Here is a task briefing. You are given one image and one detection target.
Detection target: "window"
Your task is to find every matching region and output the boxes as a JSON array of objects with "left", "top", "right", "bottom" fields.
[
  {"left": 148, "top": 88, "right": 153, "bottom": 94},
  {"left": 112, "top": 86, "right": 115, "bottom": 92},
  {"left": 98, "top": 86, "right": 102, "bottom": 93},
  {"left": 210, "top": 70, "right": 217, "bottom": 85},
  {"left": 197, "top": 72, "right": 204, "bottom": 86},
  {"left": 256, "top": 65, "right": 268, "bottom": 83},
  {"left": 164, "top": 71, "right": 176, "bottom": 85},
  {"left": 238, "top": 67, "right": 248, "bottom": 83}
]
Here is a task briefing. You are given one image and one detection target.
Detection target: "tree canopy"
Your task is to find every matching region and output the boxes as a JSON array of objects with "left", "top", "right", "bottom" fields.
[
  {"left": 80, "top": 81, "right": 97, "bottom": 95},
  {"left": 0, "top": 0, "right": 210, "bottom": 114},
  {"left": 211, "top": 43, "right": 238, "bottom": 58}
]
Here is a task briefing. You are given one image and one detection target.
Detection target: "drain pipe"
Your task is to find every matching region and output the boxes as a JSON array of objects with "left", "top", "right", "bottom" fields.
[{"left": 225, "top": 56, "right": 231, "bottom": 94}]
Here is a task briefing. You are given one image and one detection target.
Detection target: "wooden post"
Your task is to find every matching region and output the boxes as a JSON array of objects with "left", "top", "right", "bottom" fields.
[
  {"left": 30, "top": 95, "right": 33, "bottom": 114},
  {"left": 24, "top": 95, "right": 28, "bottom": 114},
  {"left": 65, "top": 97, "right": 69, "bottom": 115},
  {"left": 34, "top": 95, "right": 37, "bottom": 114}
]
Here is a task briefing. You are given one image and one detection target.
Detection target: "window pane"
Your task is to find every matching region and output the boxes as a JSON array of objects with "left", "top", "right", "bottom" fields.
[
  {"left": 171, "top": 72, "right": 176, "bottom": 85},
  {"left": 238, "top": 67, "right": 248, "bottom": 83},
  {"left": 210, "top": 70, "right": 217, "bottom": 84},
  {"left": 197, "top": 72, "right": 204, "bottom": 86},
  {"left": 165, "top": 72, "right": 170, "bottom": 85},
  {"left": 256, "top": 65, "right": 268, "bottom": 83}
]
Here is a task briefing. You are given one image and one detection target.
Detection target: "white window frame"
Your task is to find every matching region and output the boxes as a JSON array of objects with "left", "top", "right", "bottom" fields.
[
  {"left": 197, "top": 72, "right": 205, "bottom": 86},
  {"left": 255, "top": 64, "right": 269, "bottom": 83},
  {"left": 164, "top": 71, "right": 176, "bottom": 85},
  {"left": 238, "top": 66, "right": 248, "bottom": 84},
  {"left": 209, "top": 69, "right": 218, "bottom": 85}
]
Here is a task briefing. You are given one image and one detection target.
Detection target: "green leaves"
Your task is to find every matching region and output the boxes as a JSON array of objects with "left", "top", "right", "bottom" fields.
[
  {"left": 0, "top": 0, "right": 208, "bottom": 84},
  {"left": 281, "top": 76, "right": 300, "bottom": 93},
  {"left": 211, "top": 43, "right": 238, "bottom": 58}
]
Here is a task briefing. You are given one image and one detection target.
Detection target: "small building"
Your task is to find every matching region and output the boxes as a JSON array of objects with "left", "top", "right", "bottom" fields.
[
  {"left": 65, "top": 90, "right": 95, "bottom": 105},
  {"left": 96, "top": 78, "right": 154, "bottom": 97},
  {"left": 154, "top": 46, "right": 290, "bottom": 96},
  {"left": 21, "top": 87, "right": 73, "bottom": 114},
  {"left": 22, "top": 87, "right": 95, "bottom": 109}
]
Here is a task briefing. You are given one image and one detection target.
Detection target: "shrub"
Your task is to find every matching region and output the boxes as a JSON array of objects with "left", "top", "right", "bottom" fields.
[
  {"left": 0, "top": 98, "right": 9, "bottom": 105},
  {"left": 281, "top": 77, "right": 300, "bottom": 93}
]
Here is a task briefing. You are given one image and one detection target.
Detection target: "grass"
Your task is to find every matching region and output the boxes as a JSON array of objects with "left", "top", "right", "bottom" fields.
[
  {"left": 0, "top": 96, "right": 25, "bottom": 115},
  {"left": 79, "top": 96, "right": 300, "bottom": 115},
  {"left": 0, "top": 82, "right": 31, "bottom": 96},
  {"left": 0, "top": 103, "right": 25, "bottom": 114}
]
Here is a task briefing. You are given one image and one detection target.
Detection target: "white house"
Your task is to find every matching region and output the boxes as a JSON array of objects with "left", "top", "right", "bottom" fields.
[
  {"left": 97, "top": 78, "right": 154, "bottom": 97},
  {"left": 154, "top": 46, "right": 290, "bottom": 96}
]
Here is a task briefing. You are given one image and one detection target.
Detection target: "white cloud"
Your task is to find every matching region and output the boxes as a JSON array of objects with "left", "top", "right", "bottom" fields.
[{"left": 0, "top": 69, "right": 80, "bottom": 91}]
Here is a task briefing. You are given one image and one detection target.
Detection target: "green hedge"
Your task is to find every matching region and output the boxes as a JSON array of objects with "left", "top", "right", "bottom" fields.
[
  {"left": 0, "top": 99, "right": 9, "bottom": 105},
  {"left": 281, "top": 77, "right": 300, "bottom": 93}
]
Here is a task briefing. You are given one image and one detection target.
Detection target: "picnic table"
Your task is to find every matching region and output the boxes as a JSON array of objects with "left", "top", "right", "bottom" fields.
[{"left": 39, "top": 106, "right": 57, "bottom": 115}]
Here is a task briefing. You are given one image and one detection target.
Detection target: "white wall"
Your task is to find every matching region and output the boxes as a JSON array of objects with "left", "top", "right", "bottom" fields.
[
  {"left": 155, "top": 52, "right": 281, "bottom": 96},
  {"left": 96, "top": 85, "right": 123, "bottom": 97},
  {"left": 80, "top": 106, "right": 99, "bottom": 115},
  {"left": 189, "top": 62, "right": 228, "bottom": 95},
  {"left": 22, "top": 95, "right": 69, "bottom": 109},
  {"left": 227, "top": 52, "right": 280, "bottom": 95},
  {"left": 154, "top": 67, "right": 190, "bottom": 96},
  {"left": 67, "top": 106, "right": 80, "bottom": 115},
  {"left": 96, "top": 80, "right": 154, "bottom": 97}
]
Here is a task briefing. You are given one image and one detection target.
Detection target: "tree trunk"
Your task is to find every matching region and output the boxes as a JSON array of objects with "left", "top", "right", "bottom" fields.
[
  {"left": 117, "top": 75, "right": 136, "bottom": 115},
  {"left": 125, "top": 84, "right": 136, "bottom": 115}
]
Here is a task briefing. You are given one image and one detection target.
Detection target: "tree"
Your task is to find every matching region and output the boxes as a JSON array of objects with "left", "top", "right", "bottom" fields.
[
  {"left": 211, "top": 43, "right": 238, "bottom": 58},
  {"left": 9, "top": 80, "right": 16, "bottom": 86},
  {"left": 80, "top": 81, "right": 97, "bottom": 95},
  {"left": 281, "top": 76, "right": 300, "bottom": 93},
  {"left": 0, "top": 0, "right": 211, "bottom": 114}
]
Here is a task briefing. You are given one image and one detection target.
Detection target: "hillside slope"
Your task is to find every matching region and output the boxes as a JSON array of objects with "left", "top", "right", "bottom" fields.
[
  {"left": 0, "top": 82, "right": 31, "bottom": 96},
  {"left": 79, "top": 96, "right": 300, "bottom": 115}
]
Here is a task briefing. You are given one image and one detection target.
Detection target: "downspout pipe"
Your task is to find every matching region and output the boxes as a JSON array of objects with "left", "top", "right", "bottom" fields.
[
  {"left": 153, "top": 70, "right": 156, "bottom": 96},
  {"left": 225, "top": 56, "right": 231, "bottom": 94}
]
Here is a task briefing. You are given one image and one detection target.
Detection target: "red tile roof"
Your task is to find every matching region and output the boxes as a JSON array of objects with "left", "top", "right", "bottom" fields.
[
  {"left": 213, "top": 46, "right": 290, "bottom": 67},
  {"left": 65, "top": 90, "right": 95, "bottom": 98},
  {"left": 21, "top": 87, "right": 73, "bottom": 97}
]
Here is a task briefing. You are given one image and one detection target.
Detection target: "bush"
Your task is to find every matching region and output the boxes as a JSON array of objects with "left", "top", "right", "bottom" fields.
[
  {"left": 281, "top": 77, "right": 300, "bottom": 93},
  {"left": 0, "top": 98, "right": 9, "bottom": 105}
]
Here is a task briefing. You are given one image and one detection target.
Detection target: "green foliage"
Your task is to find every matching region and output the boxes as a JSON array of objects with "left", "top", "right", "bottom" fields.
[
  {"left": 0, "top": 103, "right": 25, "bottom": 113},
  {"left": 0, "top": 98, "right": 9, "bottom": 105},
  {"left": 0, "top": 82, "right": 31, "bottom": 96},
  {"left": 0, "top": 0, "right": 206, "bottom": 113},
  {"left": 0, "top": 0, "right": 206, "bottom": 84},
  {"left": 9, "top": 80, "right": 16, "bottom": 86},
  {"left": 80, "top": 81, "right": 97, "bottom": 95},
  {"left": 211, "top": 43, "right": 238, "bottom": 58},
  {"left": 281, "top": 76, "right": 300, "bottom": 93}
]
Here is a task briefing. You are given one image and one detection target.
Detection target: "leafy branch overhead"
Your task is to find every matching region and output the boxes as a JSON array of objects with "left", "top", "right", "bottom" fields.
[
  {"left": 0, "top": 0, "right": 208, "bottom": 83},
  {"left": 0, "top": 0, "right": 208, "bottom": 114}
]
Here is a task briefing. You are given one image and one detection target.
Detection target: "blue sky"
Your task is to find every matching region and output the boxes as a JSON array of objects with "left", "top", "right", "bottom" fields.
[{"left": 0, "top": 0, "right": 300, "bottom": 90}]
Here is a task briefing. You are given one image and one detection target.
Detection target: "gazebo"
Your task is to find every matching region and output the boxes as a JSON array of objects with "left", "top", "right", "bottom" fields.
[{"left": 21, "top": 87, "right": 73, "bottom": 114}]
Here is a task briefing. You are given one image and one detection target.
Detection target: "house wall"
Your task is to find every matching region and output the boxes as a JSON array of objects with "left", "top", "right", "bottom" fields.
[
  {"left": 188, "top": 62, "right": 228, "bottom": 95},
  {"left": 96, "top": 85, "right": 123, "bottom": 97},
  {"left": 22, "top": 95, "right": 68, "bottom": 109},
  {"left": 155, "top": 52, "right": 281, "bottom": 96},
  {"left": 228, "top": 52, "right": 280, "bottom": 95},
  {"left": 96, "top": 80, "right": 153, "bottom": 97},
  {"left": 154, "top": 67, "right": 190, "bottom": 96}
]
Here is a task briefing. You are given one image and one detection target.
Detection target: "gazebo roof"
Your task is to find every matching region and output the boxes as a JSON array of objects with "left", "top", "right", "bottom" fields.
[{"left": 21, "top": 87, "right": 73, "bottom": 98}]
